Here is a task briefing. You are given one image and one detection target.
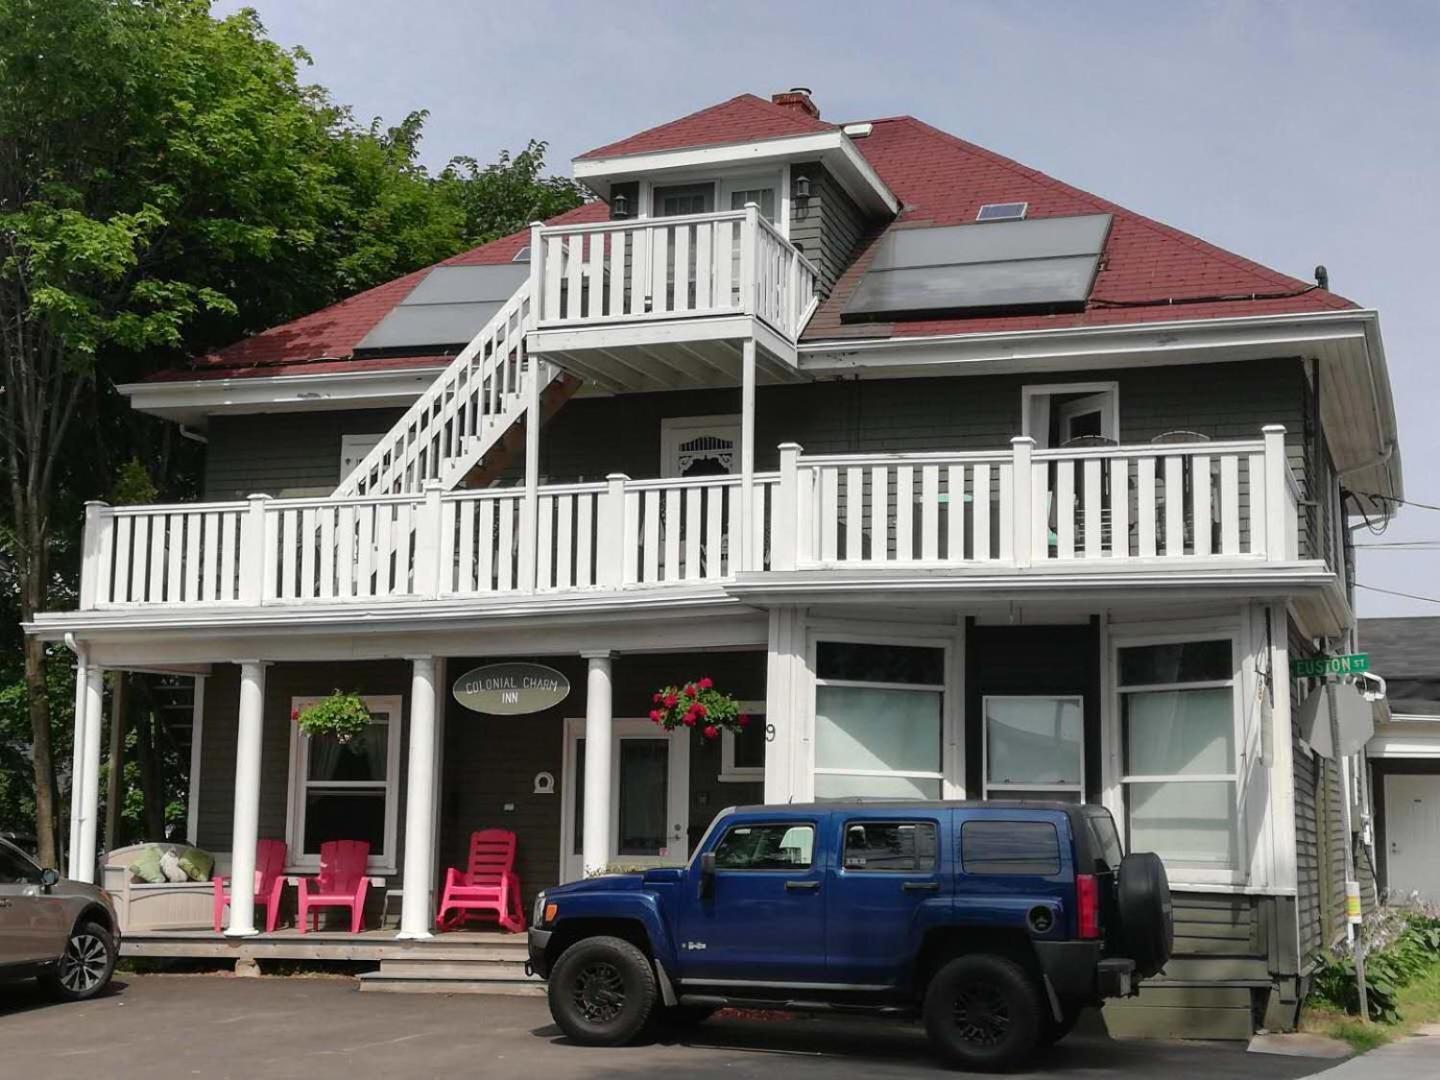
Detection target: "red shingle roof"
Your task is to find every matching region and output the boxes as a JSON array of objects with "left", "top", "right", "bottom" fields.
[
  {"left": 576, "top": 93, "right": 834, "bottom": 160},
  {"left": 161, "top": 98, "right": 1356, "bottom": 383},
  {"left": 806, "top": 116, "right": 1354, "bottom": 340}
]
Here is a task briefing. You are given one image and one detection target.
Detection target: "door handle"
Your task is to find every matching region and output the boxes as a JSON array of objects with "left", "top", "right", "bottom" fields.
[
  {"left": 902, "top": 881, "right": 940, "bottom": 893},
  {"left": 0, "top": 898, "right": 11, "bottom": 908},
  {"left": 785, "top": 880, "right": 820, "bottom": 892}
]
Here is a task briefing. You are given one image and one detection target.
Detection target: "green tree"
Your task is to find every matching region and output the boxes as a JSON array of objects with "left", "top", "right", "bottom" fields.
[{"left": 440, "top": 140, "right": 587, "bottom": 247}]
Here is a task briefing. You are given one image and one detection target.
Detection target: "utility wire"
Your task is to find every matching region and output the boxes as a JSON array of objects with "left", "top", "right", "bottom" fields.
[{"left": 1356, "top": 582, "right": 1440, "bottom": 605}]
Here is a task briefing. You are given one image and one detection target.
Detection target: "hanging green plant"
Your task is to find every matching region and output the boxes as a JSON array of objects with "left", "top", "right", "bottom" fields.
[{"left": 293, "top": 690, "right": 372, "bottom": 745}]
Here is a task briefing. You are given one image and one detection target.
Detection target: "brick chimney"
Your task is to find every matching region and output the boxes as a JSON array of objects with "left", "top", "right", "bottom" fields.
[{"left": 771, "top": 87, "right": 820, "bottom": 120}]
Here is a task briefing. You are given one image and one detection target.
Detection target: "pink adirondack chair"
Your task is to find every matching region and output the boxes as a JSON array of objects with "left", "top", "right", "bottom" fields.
[
  {"left": 294, "top": 840, "right": 371, "bottom": 934},
  {"left": 435, "top": 829, "right": 526, "bottom": 933},
  {"left": 212, "top": 839, "right": 287, "bottom": 934}
]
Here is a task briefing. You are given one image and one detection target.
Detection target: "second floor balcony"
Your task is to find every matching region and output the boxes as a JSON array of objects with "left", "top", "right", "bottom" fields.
[
  {"left": 526, "top": 207, "right": 821, "bottom": 388},
  {"left": 67, "top": 427, "right": 1324, "bottom": 622}
]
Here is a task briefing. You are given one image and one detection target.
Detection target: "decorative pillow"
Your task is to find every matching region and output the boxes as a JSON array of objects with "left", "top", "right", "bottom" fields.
[
  {"left": 176, "top": 847, "right": 214, "bottom": 882},
  {"left": 159, "top": 849, "right": 188, "bottom": 883},
  {"left": 128, "top": 846, "right": 166, "bottom": 884}
]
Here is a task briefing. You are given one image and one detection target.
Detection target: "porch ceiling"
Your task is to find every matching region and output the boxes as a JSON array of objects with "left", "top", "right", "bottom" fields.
[{"left": 528, "top": 316, "right": 806, "bottom": 393}]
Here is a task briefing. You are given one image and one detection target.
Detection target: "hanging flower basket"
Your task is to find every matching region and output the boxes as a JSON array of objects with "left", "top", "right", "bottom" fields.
[
  {"left": 293, "top": 690, "right": 372, "bottom": 745},
  {"left": 649, "top": 678, "right": 748, "bottom": 741}
]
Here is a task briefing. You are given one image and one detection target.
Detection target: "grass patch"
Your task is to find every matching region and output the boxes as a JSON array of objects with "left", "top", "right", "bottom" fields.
[{"left": 1303, "top": 939, "right": 1440, "bottom": 1053}]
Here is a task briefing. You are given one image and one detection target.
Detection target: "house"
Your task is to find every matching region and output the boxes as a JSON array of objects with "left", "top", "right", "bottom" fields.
[
  {"left": 1359, "top": 616, "right": 1440, "bottom": 905},
  {"left": 29, "top": 88, "right": 1401, "bottom": 1036}
]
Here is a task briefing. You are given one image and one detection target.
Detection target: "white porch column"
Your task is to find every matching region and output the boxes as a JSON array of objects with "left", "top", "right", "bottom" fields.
[
  {"left": 740, "top": 337, "right": 757, "bottom": 570},
  {"left": 398, "top": 656, "right": 439, "bottom": 939},
  {"left": 226, "top": 660, "right": 268, "bottom": 936},
  {"left": 581, "top": 652, "right": 614, "bottom": 877},
  {"left": 73, "top": 664, "right": 105, "bottom": 882},
  {"left": 67, "top": 654, "right": 90, "bottom": 879}
]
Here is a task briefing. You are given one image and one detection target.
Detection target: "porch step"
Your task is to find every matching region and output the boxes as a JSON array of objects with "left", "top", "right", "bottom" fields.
[
  {"left": 375, "top": 957, "right": 530, "bottom": 979},
  {"left": 356, "top": 948, "right": 543, "bottom": 996},
  {"left": 1101, "top": 983, "right": 1256, "bottom": 1041}
]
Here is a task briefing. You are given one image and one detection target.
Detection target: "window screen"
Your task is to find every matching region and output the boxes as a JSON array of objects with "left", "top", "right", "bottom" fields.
[
  {"left": 843, "top": 821, "right": 937, "bottom": 872},
  {"left": 961, "top": 820, "right": 1062, "bottom": 876}
]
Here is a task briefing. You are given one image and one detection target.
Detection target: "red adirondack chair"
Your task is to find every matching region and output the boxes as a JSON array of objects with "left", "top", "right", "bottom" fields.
[
  {"left": 435, "top": 829, "right": 526, "bottom": 933},
  {"left": 294, "top": 839, "right": 371, "bottom": 934},
  {"left": 212, "top": 839, "right": 287, "bottom": 933}
]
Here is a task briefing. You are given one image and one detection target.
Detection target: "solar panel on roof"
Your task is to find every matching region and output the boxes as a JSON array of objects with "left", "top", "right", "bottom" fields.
[
  {"left": 842, "top": 214, "right": 1111, "bottom": 322},
  {"left": 976, "top": 202, "right": 1027, "bottom": 222},
  {"left": 356, "top": 264, "right": 528, "bottom": 352}
]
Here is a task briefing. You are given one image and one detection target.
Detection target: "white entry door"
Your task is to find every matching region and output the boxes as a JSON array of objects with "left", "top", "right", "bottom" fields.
[
  {"left": 1386, "top": 774, "right": 1440, "bottom": 903},
  {"left": 560, "top": 718, "right": 690, "bottom": 883}
]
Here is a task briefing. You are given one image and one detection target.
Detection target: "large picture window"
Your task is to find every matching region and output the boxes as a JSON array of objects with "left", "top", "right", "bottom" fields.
[
  {"left": 1117, "top": 640, "right": 1238, "bottom": 874},
  {"left": 813, "top": 640, "right": 945, "bottom": 800},
  {"left": 286, "top": 695, "right": 402, "bottom": 872},
  {"left": 984, "top": 695, "right": 1084, "bottom": 802}
]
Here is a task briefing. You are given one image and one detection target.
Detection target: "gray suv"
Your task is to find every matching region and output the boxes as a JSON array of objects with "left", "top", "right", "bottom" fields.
[{"left": 0, "top": 837, "right": 119, "bottom": 1000}]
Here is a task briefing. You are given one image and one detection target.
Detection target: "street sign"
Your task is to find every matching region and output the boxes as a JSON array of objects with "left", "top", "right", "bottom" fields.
[{"left": 1291, "top": 653, "right": 1369, "bottom": 678}]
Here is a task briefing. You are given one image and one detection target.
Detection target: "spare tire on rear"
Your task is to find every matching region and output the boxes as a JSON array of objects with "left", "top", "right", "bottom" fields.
[{"left": 1116, "top": 852, "right": 1173, "bottom": 978}]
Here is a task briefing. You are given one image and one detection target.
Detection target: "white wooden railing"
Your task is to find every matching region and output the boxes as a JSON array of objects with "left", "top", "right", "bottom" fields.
[
  {"left": 335, "top": 279, "right": 552, "bottom": 497},
  {"left": 76, "top": 428, "right": 1300, "bottom": 612},
  {"left": 531, "top": 206, "right": 821, "bottom": 341}
]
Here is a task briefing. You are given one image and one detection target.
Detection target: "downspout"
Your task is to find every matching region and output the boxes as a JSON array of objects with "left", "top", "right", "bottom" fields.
[{"left": 179, "top": 425, "right": 208, "bottom": 445}]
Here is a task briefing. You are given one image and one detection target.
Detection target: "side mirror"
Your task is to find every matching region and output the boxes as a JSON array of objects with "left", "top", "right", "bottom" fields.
[
  {"left": 698, "top": 852, "right": 716, "bottom": 900},
  {"left": 39, "top": 868, "right": 60, "bottom": 890}
]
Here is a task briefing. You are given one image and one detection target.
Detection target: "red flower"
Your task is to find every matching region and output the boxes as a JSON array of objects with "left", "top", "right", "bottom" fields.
[
  {"left": 691, "top": 702, "right": 707, "bottom": 718},
  {"left": 663, "top": 693, "right": 678, "bottom": 708},
  {"left": 698, "top": 676, "right": 714, "bottom": 690},
  {"left": 684, "top": 683, "right": 698, "bottom": 698},
  {"left": 683, "top": 714, "right": 697, "bottom": 727},
  {"left": 649, "top": 709, "right": 663, "bottom": 723},
  {"left": 290, "top": 708, "right": 300, "bottom": 722},
  {"left": 652, "top": 692, "right": 663, "bottom": 704},
  {"left": 738, "top": 713, "right": 750, "bottom": 728},
  {"left": 703, "top": 725, "right": 719, "bottom": 740}
]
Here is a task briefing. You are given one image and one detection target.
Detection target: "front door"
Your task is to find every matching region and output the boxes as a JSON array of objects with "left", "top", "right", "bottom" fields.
[
  {"left": 561, "top": 718, "right": 690, "bottom": 882},
  {"left": 1386, "top": 774, "right": 1440, "bottom": 902},
  {"left": 677, "top": 816, "right": 827, "bottom": 984}
]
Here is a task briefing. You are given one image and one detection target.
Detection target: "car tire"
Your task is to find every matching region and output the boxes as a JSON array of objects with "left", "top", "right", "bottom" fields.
[
  {"left": 1117, "top": 852, "right": 1174, "bottom": 978},
  {"left": 40, "top": 921, "right": 116, "bottom": 1003},
  {"left": 547, "top": 935, "right": 657, "bottom": 1046},
  {"left": 923, "top": 953, "right": 1045, "bottom": 1072}
]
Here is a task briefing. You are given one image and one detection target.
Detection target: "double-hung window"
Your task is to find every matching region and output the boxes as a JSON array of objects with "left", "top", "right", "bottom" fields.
[
  {"left": 1117, "top": 640, "right": 1239, "bottom": 875},
  {"left": 813, "top": 641, "right": 946, "bottom": 800},
  {"left": 286, "top": 695, "right": 402, "bottom": 872},
  {"left": 984, "top": 695, "right": 1084, "bottom": 802}
]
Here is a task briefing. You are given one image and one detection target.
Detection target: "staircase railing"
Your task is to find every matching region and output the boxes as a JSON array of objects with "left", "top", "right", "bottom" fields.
[{"left": 335, "top": 279, "right": 537, "bottom": 497}]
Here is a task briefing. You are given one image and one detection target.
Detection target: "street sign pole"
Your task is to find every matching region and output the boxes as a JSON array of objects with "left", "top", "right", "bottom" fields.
[{"left": 1325, "top": 675, "right": 1369, "bottom": 1022}]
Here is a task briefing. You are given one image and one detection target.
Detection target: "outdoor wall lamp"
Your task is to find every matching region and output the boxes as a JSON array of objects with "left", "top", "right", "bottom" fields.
[{"left": 611, "top": 192, "right": 630, "bottom": 218}]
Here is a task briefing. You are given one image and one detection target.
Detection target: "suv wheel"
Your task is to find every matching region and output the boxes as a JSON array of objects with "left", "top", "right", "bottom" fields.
[
  {"left": 923, "top": 954, "right": 1044, "bottom": 1071},
  {"left": 41, "top": 921, "right": 116, "bottom": 1002},
  {"left": 547, "top": 935, "right": 656, "bottom": 1046}
]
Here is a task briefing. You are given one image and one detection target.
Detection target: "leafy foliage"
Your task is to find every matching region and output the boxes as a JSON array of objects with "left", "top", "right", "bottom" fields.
[
  {"left": 649, "top": 677, "right": 747, "bottom": 740},
  {"left": 294, "top": 691, "right": 373, "bottom": 743},
  {"left": 1310, "top": 913, "right": 1440, "bottom": 1022}
]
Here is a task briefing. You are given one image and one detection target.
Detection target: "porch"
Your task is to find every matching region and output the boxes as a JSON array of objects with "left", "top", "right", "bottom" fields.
[{"left": 70, "top": 427, "right": 1310, "bottom": 615}]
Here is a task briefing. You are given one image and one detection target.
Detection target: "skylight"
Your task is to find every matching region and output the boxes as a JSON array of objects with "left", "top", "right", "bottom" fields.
[
  {"left": 977, "top": 202, "right": 1027, "bottom": 222},
  {"left": 841, "top": 214, "right": 1112, "bottom": 322}
]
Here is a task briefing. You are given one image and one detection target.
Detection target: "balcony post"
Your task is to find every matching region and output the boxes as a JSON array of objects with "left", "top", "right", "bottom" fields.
[
  {"left": 773, "top": 443, "right": 803, "bottom": 571},
  {"left": 79, "top": 501, "right": 108, "bottom": 610},
  {"left": 527, "top": 220, "right": 545, "bottom": 325},
  {"left": 1011, "top": 436, "right": 1035, "bottom": 568},
  {"left": 239, "top": 494, "right": 272, "bottom": 605},
  {"left": 398, "top": 655, "right": 438, "bottom": 940},
  {"left": 518, "top": 359, "right": 543, "bottom": 591},
  {"left": 226, "top": 660, "right": 268, "bottom": 936},
  {"left": 740, "top": 203, "right": 759, "bottom": 316},
  {"left": 599, "top": 473, "right": 629, "bottom": 587},
  {"left": 415, "top": 481, "right": 444, "bottom": 597},
  {"left": 581, "top": 652, "right": 614, "bottom": 877},
  {"left": 740, "top": 338, "right": 757, "bottom": 570},
  {"left": 74, "top": 664, "right": 105, "bottom": 883},
  {"left": 1262, "top": 424, "right": 1289, "bottom": 561}
]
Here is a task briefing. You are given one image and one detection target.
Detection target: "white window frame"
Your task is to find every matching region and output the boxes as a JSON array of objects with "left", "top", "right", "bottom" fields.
[
  {"left": 660, "top": 414, "right": 741, "bottom": 478},
  {"left": 719, "top": 699, "right": 766, "bottom": 782},
  {"left": 809, "top": 632, "right": 952, "bottom": 799},
  {"left": 981, "top": 694, "right": 1085, "bottom": 801},
  {"left": 641, "top": 169, "right": 788, "bottom": 238},
  {"left": 1111, "top": 632, "right": 1245, "bottom": 886},
  {"left": 1021, "top": 381, "right": 1119, "bottom": 449},
  {"left": 285, "top": 694, "right": 403, "bottom": 875}
]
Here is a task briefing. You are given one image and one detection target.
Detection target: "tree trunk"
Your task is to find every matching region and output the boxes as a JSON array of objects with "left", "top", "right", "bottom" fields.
[
  {"left": 133, "top": 680, "right": 165, "bottom": 841},
  {"left": 24, "top": 635, "right": 58, "bottom": 869},
  {"left": 104, "top": 673, "right": 127, "bottom": 852}
]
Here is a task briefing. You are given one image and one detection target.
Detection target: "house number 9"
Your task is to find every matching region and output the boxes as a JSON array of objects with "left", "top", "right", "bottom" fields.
[{"left": 765, "top": 723, "right": 776, "bottom": 743}]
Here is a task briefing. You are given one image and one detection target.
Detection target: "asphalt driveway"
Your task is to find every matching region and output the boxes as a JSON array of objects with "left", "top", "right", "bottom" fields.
[{"left": 0, "top": 973, "right": 1341, "bottom": 1079}]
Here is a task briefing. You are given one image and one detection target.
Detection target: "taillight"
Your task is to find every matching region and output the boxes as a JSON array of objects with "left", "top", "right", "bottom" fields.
[{"left": 1076, "top": 873, "right": 1101, "bottom": 939}]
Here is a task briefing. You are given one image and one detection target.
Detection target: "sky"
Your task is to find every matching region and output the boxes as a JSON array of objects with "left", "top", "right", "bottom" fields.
[{"left": 215, "top": 0, "right": 1440, "bottom": 617}]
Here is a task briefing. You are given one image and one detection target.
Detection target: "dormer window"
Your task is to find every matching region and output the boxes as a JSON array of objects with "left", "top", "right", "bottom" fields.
[{"left": 653, "top": 182, "right": 714, "bottom": 217}]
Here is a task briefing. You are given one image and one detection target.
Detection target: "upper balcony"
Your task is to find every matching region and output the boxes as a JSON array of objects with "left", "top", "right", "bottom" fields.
[
  {"left": 57, "top": 427, "right": 1340, "bottom": 632},
  {"left": 525, "top": 206, "right": 821, "bottom": 390}
]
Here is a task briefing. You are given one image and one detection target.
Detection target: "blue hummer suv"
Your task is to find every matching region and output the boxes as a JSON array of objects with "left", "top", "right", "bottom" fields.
[{"left": 528, "top": 800, "right": 1172, "bottom": 1071}]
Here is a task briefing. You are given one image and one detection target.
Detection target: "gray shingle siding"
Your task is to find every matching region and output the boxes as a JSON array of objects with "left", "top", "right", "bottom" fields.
[
  {"left": 788, "top": 161, "right": 871, "bottom": 297},
  {"left": 203, "top": 408, "right": 406, "bottom": 501}
]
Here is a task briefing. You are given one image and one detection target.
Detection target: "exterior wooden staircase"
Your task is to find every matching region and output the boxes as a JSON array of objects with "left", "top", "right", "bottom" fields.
[{"left": 335, "top": 279, "right": 572, "bottom": 497}]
